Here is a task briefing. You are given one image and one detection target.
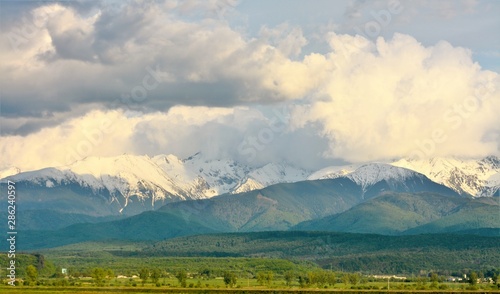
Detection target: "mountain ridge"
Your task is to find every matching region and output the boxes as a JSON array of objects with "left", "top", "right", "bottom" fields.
[
  {"left": 0, "top": 153, "right": 310, "bottom": 216},
  {"left": 11, "top": 164, "right": 496, "bottom": 250},
  {"left": 1, "top": 154, "right": 497, "bottom": 227}
]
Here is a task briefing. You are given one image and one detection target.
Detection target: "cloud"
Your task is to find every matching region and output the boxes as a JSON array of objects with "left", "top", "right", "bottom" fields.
[
  {"left": 291, "top": 33, "right": 500, "bottom": 162},
  {"left": 0, "top": 1, "right": 316, "bottom": 135},
  {"left": 0, "top": 1, "right": 498, "bottom": 171},
  {"left": 0, "top": 105, "right": 335, "bottom": 171}
]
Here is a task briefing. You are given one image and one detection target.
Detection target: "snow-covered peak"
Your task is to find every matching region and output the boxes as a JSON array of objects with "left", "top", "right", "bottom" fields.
[
  {"left": 307, "top": 164, "right": 358, "bottom": 180},
  {"left": 247, "top": 162, "right": 309, "bottom": 185},
  {"left": 3, "top": 152, "right": 499, "bottom": 219},
  {"left": 392, "top": 156, "right": 500, "bottom": 196},
  {"left": 232, "top": 163, "right": 309, "bottom": 194},
  {"left": 153, "top": 154, "right": 199, "bottom": 182},
  {"left": 2, "top": 153, "right": 312, "bottom": 202},
  {"left": 487, "top": 172, "right": 500, "bottom": 186},
  {"left": 481, "top": 156, "right": 500, "bottom": 169},
  {"left": 6, "top": 167, "right": 68, "bottom": 184},
  {"left": 181, "top": 154, "right": 250, "bottom": 196},
  {"left": 347, "top": 163, "right": 419, "bottom": 190}
]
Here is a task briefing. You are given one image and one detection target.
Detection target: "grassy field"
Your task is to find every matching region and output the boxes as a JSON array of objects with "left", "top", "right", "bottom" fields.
[
  {"left": 3, "top": 276, "right": 499, "bottom": 293},
  {"left": 2, "top": 238, "right": 497, "bottom": 293},
  {"left": 1, "top": 284, "right": 499, "bottom": 294}
]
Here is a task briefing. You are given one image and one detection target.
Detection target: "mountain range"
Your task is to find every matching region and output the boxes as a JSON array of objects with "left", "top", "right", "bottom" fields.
[
  {"left": 1, "top": 154, "right": 498, "bottom": 217},
  {"left": 309, "top": 156, "right": 500, "bottom": 197},
  {"left": 0, "top": 154, "right": 498, "bottom": 250},
  {"left": 0, "top": 153, "right": 311, "bottom": 216}
]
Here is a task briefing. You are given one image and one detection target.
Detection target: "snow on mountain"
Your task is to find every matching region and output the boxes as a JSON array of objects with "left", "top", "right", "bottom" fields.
[
  {"left": 4, "top": 153, "right": 249, "bottom": 201},
  {"left": 346, "top": 163, "right": 420, "bottom": 191},
  {"left": 9, "top": 167, "right": 73, "bottom": 186},
  {"left": 310, "top": 156, "right": 499, "bottom": 197},
  {"left": 180, "top": 152, "right": 251, "bottom": 196},
  {"left": 2, "top": 153, "right": 311, "bottom": 214},
  {"left": 392, "top": 156, "right": 500, "bottom": 197},
  {"left": 307, "top": 164, "right": 359, "bottom": 180},
  {"left": 68, "top": 155, "right": 182, "bottom": 197},
  {"left": 3, "top": 153, "right": 498, "bottom": 217},
  {"left": 232, "top": 178, "right": 265, "bottom": 194},
  {"left": 7, "top": 155, "right": 200, "bottom": 213},
  {"left": 152, "top": 154, "right": 215, "bottom": 198},
  {"left": 487, "top": 172, "right": 500, "bottom": 186},
  {"left": 232, "top": 163, "right": 310, "bottom": 194}
]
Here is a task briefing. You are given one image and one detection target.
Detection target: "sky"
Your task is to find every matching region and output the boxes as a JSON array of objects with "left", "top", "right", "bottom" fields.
[{"left": 0, "top": 0, "right": 499, "bottom": 172}]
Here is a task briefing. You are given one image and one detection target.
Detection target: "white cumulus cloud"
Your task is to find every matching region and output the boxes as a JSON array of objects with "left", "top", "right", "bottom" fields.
[{"left": 290, "top": 33, "right": 500, "bottom": 162}]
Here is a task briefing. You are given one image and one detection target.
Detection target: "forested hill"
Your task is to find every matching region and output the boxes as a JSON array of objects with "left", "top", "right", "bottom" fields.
[{"left": 139, "top": 231, "right": 500, "bottom": 274}]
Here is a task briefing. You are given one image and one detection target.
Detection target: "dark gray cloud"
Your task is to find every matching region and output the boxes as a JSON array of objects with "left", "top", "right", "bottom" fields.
[{"left": 1, "top": 0, "right": 312, "bottom": 136}]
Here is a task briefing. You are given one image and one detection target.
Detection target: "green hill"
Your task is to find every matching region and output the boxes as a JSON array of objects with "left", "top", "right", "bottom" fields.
[
  {"left": 294, "top": 192, "right": 499, "bottom": 235},
  {"left": 405, "top": 200, "right": 500, "bottom": 234},
  {"left": 0, "top": 209, "right": 123, "bottom": 231},
  {"left": 17, "top": 211, "right": 217, "bottom": 250},
  {"left": 10, "top": 177, "right": 493, "bottom": 250},
  {"left": 158, "top": 178, "right": 363, "bottom": 232}
]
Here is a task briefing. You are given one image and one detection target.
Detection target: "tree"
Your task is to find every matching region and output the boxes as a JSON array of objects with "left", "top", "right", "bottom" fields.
[
  {"left": 176, "top": 270, "right": 187, "bottom": 287},
  {"left": 257, "top": 271, "right": 273, "bottom": 286},
  {"left": 416, "top": 276, "right": 427, "bottom": 288},
  {"left": 284, "top": 271, "right": 294, "bottom": 287},
  {"left": 26, "top": 265, "right": 38, "bottom": 283},
  {"left": 430, "top": 273, "right": 439, "bottom": 282},
  {"left": 312, "top": 271, "right": 328, "bottom": 288},
  {"left": 223, "top": 271, "right": 237, "bottom": 288},
  {"left": 265, "top": 271, "right": 273, "bottom": 286},
  {"left": 139, "top": 268, "right": 149, "bottom": 286},
  {"left": 430, "top": 272, "right": 439, "bottom": 288},
  {"left": 52, "top": 266, "right": 64, "bottom": 278},
  {"left": 150, "top": 268, "right": 162, "bottom": 284},
  {"left": 342, "top": 273, "right": 350, "bottom": 286},
  {"left": 200, "top": 268, "right": 211, "bottom": 279},
  {"left": 308, "top": 272, "right": 317, "bottom": 287},
  {"left": 91, "top": 268, "right": 106, "bottom": 286},
  {"left": 469, "top": 272, "right": 478, "bottom": 285},
  {"left": 106, "top": 269, "right": 114, "bottom": 280},
  {"left": 257, "top": 272, "right": 266, "bottom": 285},
  {"left": 348, "top": 273, "right": 360, "bottom": 285},
  {"left": 327, "top": 272, "right": 336, "bottom": 287},
  {"left": 298, "top": 275, "right": 310, "bottom": 288}
]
